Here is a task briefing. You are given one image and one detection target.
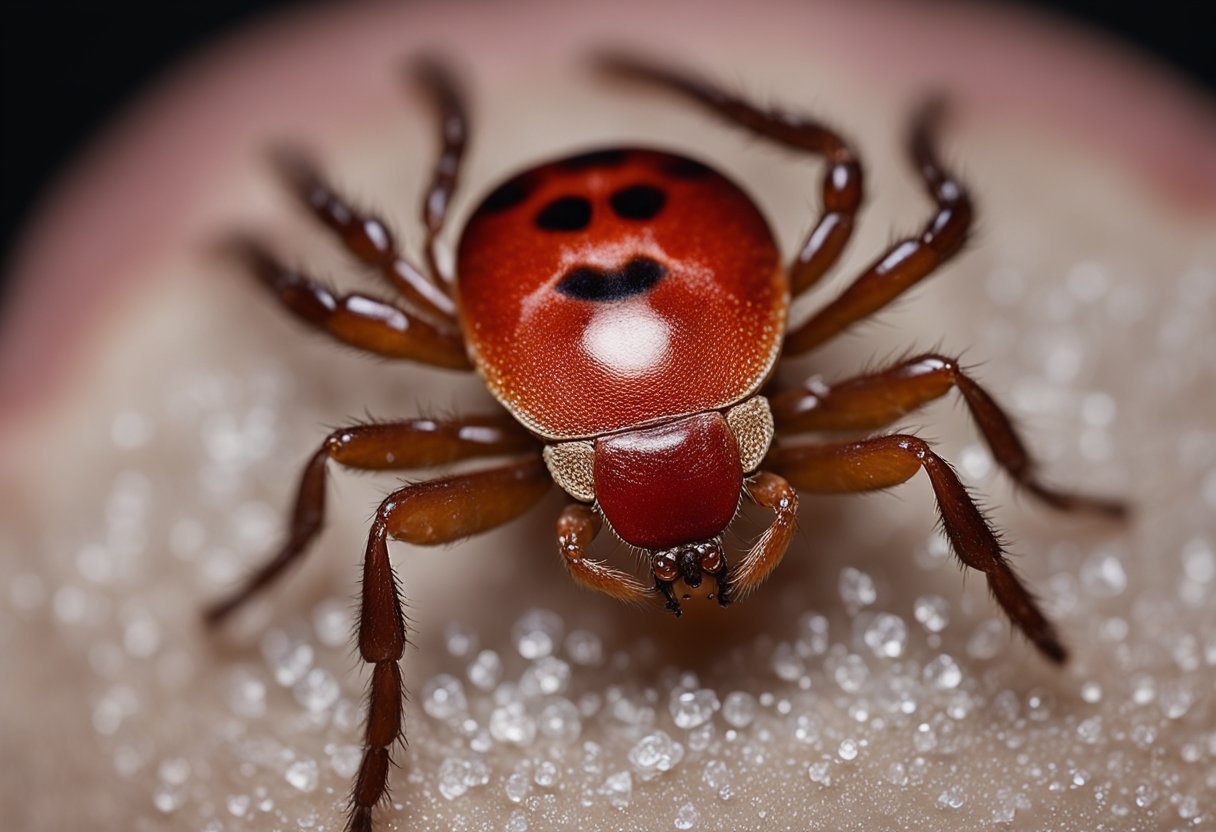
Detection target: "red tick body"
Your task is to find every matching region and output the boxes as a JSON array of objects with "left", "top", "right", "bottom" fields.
[
  {"left": 457, "top": 148, "right": 786, "bottom": 440},
  {"left": 208, "top": 56, "right": 1124, "bottom": 832}
]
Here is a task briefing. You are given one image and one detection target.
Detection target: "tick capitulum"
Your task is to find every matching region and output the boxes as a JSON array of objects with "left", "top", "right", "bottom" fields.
[{"left": 205, "top": 54, "right": 1125, "bottom": 832}]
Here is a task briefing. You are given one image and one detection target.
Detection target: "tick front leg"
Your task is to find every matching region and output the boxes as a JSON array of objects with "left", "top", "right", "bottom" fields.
[
  {"left": 770, "top": 352, "right": 1126, "bottom": 516},
  {"left": 231, "top": 238, "right": 471, "bottom": 369},
  {"left": 414, "top": 57, "right": 469, "bottom": 289},
  {"left": 598, "top": 54, "right": 862, "bottom": 297},
  {"left": 349, "top": 457, "right": 551, "bottom": 832},
  {"left": 767, "top": 435, "right": 1066, "bottom": 663},
  {"left": 784, "top": 99, "right": 973, "bottom": 356},
  {"left": 203, "top": 415, "right": 537, "bottom": 624},
  {"left": 273, "top": 150, "right": 458, "bottom": 323},
  {"left": 726, "top": 472, "right": 799, "bottom": 601},
  {"left": 556, "top": 504, "right": 652, "bottom": 605}
]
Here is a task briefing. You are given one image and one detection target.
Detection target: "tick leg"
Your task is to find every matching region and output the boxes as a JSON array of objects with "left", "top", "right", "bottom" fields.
[
  {"left": 600, "top": 54, "right": 861, "bottom": 297},
  {"left": 784, "top": 99, "right": 973, "bottom": 356},
  {"left": 766, "top": 435, "right": 1066, "bottom": 663},
  {"left": 414, "top": 57, "right": 469, "bottom": 290},
  {"left": 203, "top": 415, "right": 538, "bottom": 624},
  {"left": 348, "top": 457, "right": 550, "bottom": 832},
  {"left": 556, "top": 504, "right": 653, "bottom": 605},
  {"left": 232, "top": 238, "right": 471, "bottom": 369},
  {"left": 273, "top": 150, "right": 458, "bottom": 323},
  {"left": 770, "top": 353, "right": 1126, "bottom": 516},
  {"left": 726, "top": 472, "right": 799, "bottom": 601}
]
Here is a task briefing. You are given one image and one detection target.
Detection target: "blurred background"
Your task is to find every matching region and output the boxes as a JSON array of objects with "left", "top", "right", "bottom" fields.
[{"left": 1, "top": 0, "right": 1212, "bottom": 304}]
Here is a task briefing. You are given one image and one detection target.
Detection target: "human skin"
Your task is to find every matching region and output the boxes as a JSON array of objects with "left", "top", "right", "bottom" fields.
[{"left": 1, "top": 2, "right": 1213, "bottom": 831}]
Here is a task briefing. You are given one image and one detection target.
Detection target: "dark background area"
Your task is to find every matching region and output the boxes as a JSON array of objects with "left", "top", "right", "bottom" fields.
[{"left": 2, "top": 1, "right": 1212, "bottom": 293}]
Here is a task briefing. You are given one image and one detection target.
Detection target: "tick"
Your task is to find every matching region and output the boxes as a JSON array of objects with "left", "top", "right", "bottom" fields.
[{"left": 205, "top": 56, "right": 1125, "bottom": 832}]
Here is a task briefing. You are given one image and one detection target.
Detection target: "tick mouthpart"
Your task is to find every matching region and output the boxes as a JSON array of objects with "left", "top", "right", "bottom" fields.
[
  {"left": 650, "top": 540, "right": 729, "bottom": 616},
  {"left": 555, "top": 256, "right": 666, "bottom": 302}
]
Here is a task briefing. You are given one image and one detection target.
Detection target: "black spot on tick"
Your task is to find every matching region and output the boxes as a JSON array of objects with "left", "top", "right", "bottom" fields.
[
  {"left": 662, "top": 157, "right": 712, "bottom": 179},
  {"left": 610, "top": 184, "right": 666, "bottom": 221},
  {"left": 480, "top": 178, "right": 529, "bottom": 213},
  {"left": 560, "top": 149, "right": 629, "bottom": 170},
  {"left": 535, "top": 195, "right": 592, "bottom": 231},
  {"left": 555, "top": 256, "right": 667, "bottom": 302}
]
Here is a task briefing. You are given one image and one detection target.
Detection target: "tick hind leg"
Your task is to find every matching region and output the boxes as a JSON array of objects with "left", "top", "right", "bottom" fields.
[
  {"left": 349, "top": 457, "right": 550, "bottom": 832},
  {"left": 769, "top": 352, "right": 1126, "bottom": 517},
  {"left": 784, "top": 99, "right": 973, "bottom": 356},
  {"left": 599, "top": 54, "right": 862, "bottom": 297},
  {"left": 766, "top": 434, "right": 1067, "bottom": 663},
  {"left": 203, "top": 414, "right": 538, "bottom": 624}
]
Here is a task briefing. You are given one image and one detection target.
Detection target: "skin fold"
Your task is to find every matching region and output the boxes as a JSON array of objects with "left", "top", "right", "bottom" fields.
[{"left": 1, "top": 2, "right": 1213, "bottom": 830}]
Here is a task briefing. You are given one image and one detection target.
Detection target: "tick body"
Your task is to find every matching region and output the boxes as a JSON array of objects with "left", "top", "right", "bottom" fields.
[{"left": 207, "top": 56, "right": 1124, "bottom": 832}]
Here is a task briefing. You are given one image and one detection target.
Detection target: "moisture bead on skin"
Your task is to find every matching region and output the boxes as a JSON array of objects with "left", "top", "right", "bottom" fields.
[{"left": 204, "top": 55, "right": 1125, "bottom": 832}]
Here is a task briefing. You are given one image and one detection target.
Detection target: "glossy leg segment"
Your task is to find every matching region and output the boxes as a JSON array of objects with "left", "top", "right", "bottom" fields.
[
  {"left": 203, "top": 415, "right": 538, "bottom": 624},
  {"left": 556, "top": 504, "right": 652, "bottom": 605},
  {"left": 770, "top": 353, "right": 1126, "bottom": 516},
  {"left": 599, "top": 54, "right": 862, "bottom": 297},
  {"left": 767, "top": 435, "right": 1066, "bottom": 662},
  {"left": 784, "top": 100, "right": 973, "bottom": 355},
  {"left": 273, "top": 150, "right": 458, "bottom": 322},
  {"left": 727, "top": 472, "right": 799, "bottom": 600},
  {"left": 233, "top": 238, "right": 471, "bottom": 369},
  {"left": 414, "top": 57, "right": 469, "bottom": 289},
  {"left": 347, "top": 456, "right": 550, "bottom": 832}
]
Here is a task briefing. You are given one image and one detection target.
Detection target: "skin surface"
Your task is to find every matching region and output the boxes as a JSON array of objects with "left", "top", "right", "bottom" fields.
[{"left": 1, "top": 2, "right": 1214, "bottom": 831}]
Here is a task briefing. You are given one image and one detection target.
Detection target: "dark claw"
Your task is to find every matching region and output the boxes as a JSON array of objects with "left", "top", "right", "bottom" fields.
[{"left": 656, "top": 579, "right": 683, "bottom": 616}]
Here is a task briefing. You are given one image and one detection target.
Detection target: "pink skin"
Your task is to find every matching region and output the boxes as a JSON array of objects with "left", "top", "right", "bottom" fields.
[{"left": 0, "top": 0, "right": 1213, "bottom": 435}]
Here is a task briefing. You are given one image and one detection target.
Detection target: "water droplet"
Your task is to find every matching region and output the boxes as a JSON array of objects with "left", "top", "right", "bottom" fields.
[
  {"left": 771, "top": 641, "right": 804, "bottom": 680},
  {"left": 807, "top": 760, "right": 832, "bottom": 786},
  {"left": 670, "top": 688, "right": 720, "bottom": 730},
  {"left": 914, "top": 595, "right": 950, "bottom": 633},
  {"left": 505, "top": 770, "right": 530, "bottom": 803},
  {"left": 599, "top": 771, "right": 633, "bottom": 807},
  {"left": 227, "top": 666, "right": 267, "bottom": 718},
  {"left": 833, "top": 653, "right": 869, "bottom": 693},
  {"left": 490, "top": 701, "right": 537, "bottom": 746},
  {"left": 628, "top": 731, "right": 684, "bottom": 780},
  {"left": 966, "top": 619, "right": 1006, "bottom": 660},
  {"left": 937, "top": 785, "right": 966, "bottom": 809},
  {"left": 796, "top": 612, "right": 830, "bottom": 655},
  {"left": 837, "top": 738, "right": 859, "bottom": 761},
  {"left": 311, "top": 597, "right": 349, "bottom": 647},
  {"left": 674, "top": 801, "right": 699, "bottom": 829},
  {"left": 539, "top": 697, "right": 582, "bottom": 743},
  {"left": 293, "top": 667, "right": 340, "bottom": 714},
  {"left": 524, "top": 655, "right": 572, "bottom": 698},
  {"left": 923, "top": 654, "right": 963, "bottom": 690},
  {"left": 444, "top": 621, "right": 478, "bottom": 657},
  {"left": 864, "top": 613, "right": 908, "bottom": 658},
  {"left": 512, "top": 609, "right": 564, "bottom": 660},
  {"left": 1081, "top": 551, "right": 1127, "bottom": 597},
  {"left": 702, "top": 759, "right": 731, "bottom": 792},
  {"left": 839, "top": 567, "right": 877, "bottom": 608},
  {"left": 564, "top": 629, "right": 604, "bottom": 665},
  {"left": 506, "top": 808, "right": 528, "bottom": 832},
  {"left": 534, "top": 760, "right": 559, "bottom": 788},
  {"left": 467, "top": 649, "right": 503, "bottom": 691},
  {"left": 285, "top": 758, "right": 318, "bottom": 792},
  {"left": 721, "top": 691, "right": 756, "bottom": 728},
  {"left": 422, "top": 674, "right": 468, "bottom": 721}
]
